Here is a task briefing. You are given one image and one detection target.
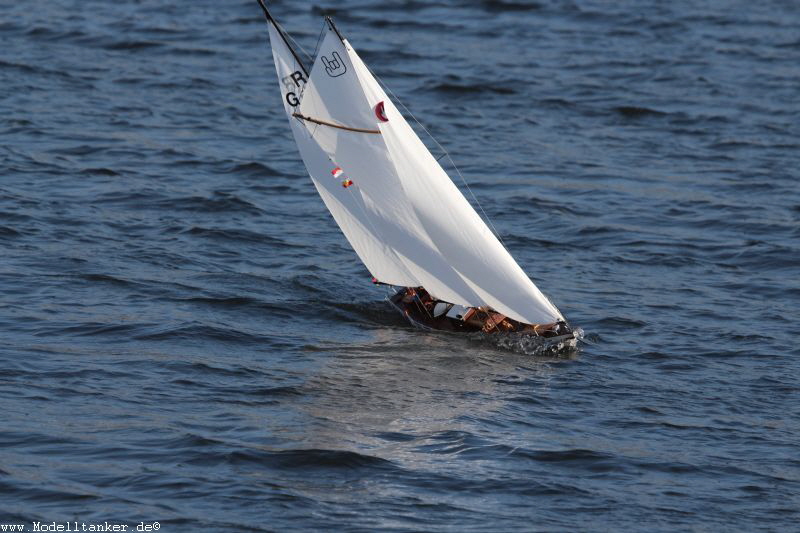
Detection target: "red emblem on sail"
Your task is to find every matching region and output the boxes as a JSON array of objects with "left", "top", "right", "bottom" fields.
[
  {"left": 342, "top": 179, "right": 354, "bottom": 188},
  {"left": 374, "top": 101, "right": 388, "bottom": 122}
]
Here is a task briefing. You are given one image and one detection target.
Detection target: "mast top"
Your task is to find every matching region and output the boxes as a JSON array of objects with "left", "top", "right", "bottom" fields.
[
  {"left": 256, "top": 0, "right": 274, "bottom": 23},
  {"left": 256, "top": 0, "right": 308, "bottom": 76},
  {"left": 326, "top": 16, "right": 346, "bottom": 43}
]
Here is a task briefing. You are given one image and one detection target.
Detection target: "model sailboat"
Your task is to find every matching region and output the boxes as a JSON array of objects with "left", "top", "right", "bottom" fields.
[{"left": 256, "top": 1, "right": 577, "bottom": 346}]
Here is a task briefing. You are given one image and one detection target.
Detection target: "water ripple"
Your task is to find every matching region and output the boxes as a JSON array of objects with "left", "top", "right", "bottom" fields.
[{"left": 1, "top": 0, "right": 798, "bottom": 531}]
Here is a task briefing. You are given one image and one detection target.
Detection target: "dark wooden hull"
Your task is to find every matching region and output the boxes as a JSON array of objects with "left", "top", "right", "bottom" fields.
[{"left": 387, "top": 288, "right": 579, "bottom": 349}]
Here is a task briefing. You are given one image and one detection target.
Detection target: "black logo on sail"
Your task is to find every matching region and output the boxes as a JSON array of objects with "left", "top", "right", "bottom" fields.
[{"left": 321, "top": 51, "right": 346, "bottom": 77}]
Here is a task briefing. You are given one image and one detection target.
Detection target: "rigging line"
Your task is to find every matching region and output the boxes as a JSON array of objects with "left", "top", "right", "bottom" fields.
[
  {"left": 302, "top": 116, "right": 321, "bottom": 141},
  {"left": 284, "top": 26, "right": 314, "bottom": 66},
  {"left": 486, "top": 310, "right": 501, "bottom": 333},
  {"left": 312, "top": 19, "right": 327, "bottom": 59},
  {"left": 412, "top": 292, "right": 434, "bottom": 320},
  {"left": 294, "top": 105, "right": 321, "bottom": 139},
  {"left": 363, "top": 64, "right": 510, "bottom": 251},
  {"left": 385, "top": 287, "right": 394, "bottom": 301}
]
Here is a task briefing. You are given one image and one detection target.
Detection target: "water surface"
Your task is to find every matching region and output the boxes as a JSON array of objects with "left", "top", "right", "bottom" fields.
[{"left": 1, "top": 0, "right": 799, "bottom": 531}]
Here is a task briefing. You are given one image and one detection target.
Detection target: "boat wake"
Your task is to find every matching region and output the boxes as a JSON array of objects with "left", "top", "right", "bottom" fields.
[{"left": 474, "top": 328, "right": 584, "bottom": 358}]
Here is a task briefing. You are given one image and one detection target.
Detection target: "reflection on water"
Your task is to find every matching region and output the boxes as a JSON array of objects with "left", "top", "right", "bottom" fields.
[{"left": 296, "top": 327, "right": 563, "bottom": 462}]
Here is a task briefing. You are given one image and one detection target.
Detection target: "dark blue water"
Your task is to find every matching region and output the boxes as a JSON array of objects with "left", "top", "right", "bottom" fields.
[{"left": 2, "top": 0, "right": 799, "bottom": 531}]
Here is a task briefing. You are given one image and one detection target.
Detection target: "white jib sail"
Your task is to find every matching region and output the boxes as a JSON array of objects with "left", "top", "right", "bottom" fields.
[{"left": 272, "top": 20, "right": 563, "bottom": 325}]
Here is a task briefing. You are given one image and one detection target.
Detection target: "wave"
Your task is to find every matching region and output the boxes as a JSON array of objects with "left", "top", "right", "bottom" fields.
[
  {"left": 134, "top": 324, "right": 274, "bottom": 344},
  {"left": 427, "top": 82, "right": 516, "bottom": 95},
  {"left": 154, "top": 193, "right": 264, "bottom": 215},
  {"left": 614, "top": 105, "right": 668, "bottom": 118},
  {"left": 184, "top": 447, "right": 393, "bottom": 470}
]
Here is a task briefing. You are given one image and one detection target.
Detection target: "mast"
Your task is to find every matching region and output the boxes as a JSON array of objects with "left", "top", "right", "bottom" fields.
[
  {"left": 256, "top": 0, "right": 308, "bottom": 76},
  {"left": 325, "top": 16, "right": 346, "bottom": 43}
]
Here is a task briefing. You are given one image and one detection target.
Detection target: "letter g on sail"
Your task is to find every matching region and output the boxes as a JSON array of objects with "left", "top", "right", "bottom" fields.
[
  {"left": 285, "top": 91, "right": 300, "bottom": 107},
  {"left": 321, "top": 51, "right": 347, "bottom": 77}
]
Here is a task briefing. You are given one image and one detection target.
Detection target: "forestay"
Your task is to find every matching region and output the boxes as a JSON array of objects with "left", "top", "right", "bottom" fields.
[{"left": 267, "top": 17, "right": 563, "bottom": 325}]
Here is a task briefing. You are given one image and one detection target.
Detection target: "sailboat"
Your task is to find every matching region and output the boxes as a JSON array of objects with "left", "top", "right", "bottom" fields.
[{"left": 256, "top": 1, "right": 578, "bottom": 348}]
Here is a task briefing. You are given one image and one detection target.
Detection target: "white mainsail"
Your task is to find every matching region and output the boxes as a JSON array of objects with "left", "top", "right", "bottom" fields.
[{"left": 264, "top": 14, "right": 563, "bottom": 325}]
